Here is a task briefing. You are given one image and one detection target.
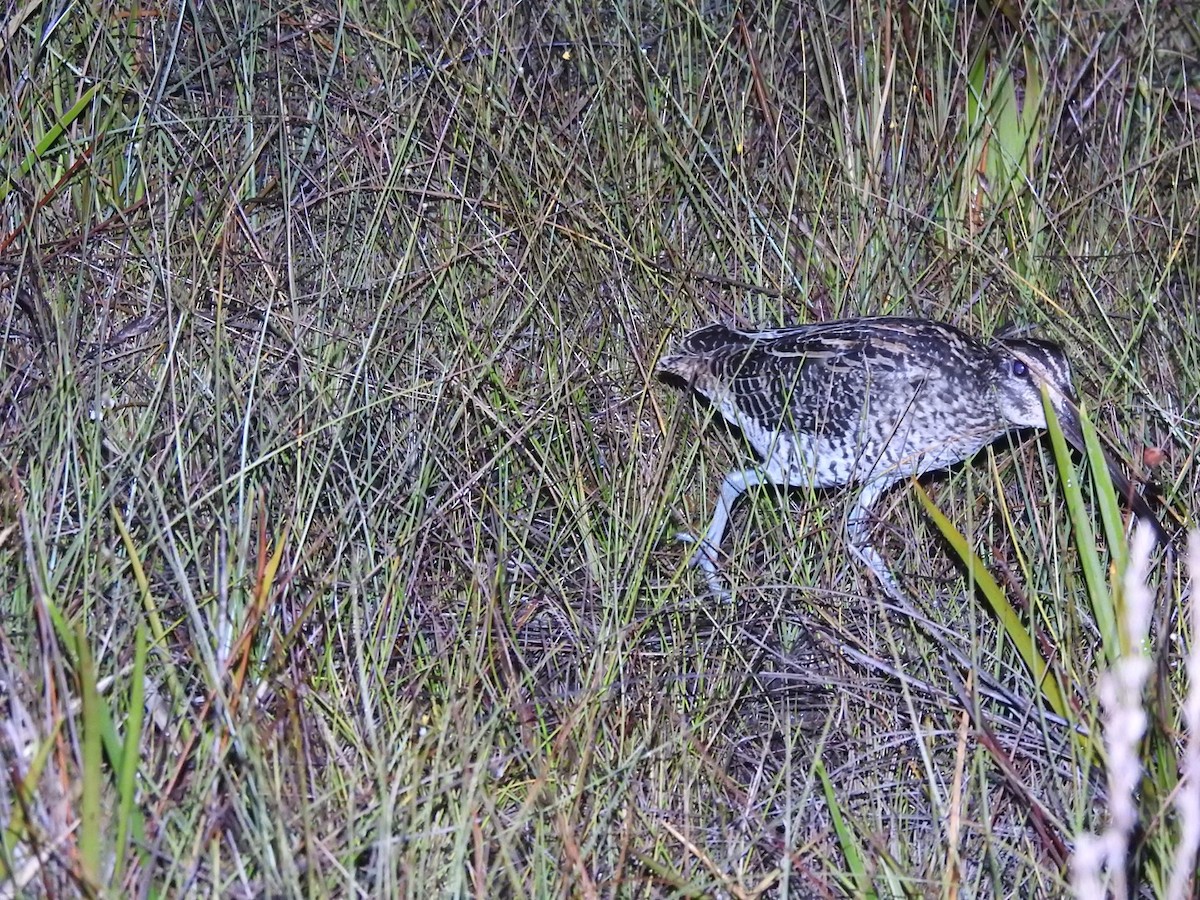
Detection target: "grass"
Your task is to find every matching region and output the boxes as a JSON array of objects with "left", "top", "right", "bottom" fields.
[{"left": 0, "top": 0, "right": 1198, "bottom": 896}]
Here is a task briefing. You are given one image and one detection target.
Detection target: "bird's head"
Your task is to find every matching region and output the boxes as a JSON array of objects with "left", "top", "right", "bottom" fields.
[
  {"left": 992, "top": 336, "right": 1167, "bottom": 545},
  {"left": 992, "top": 338, "right": 1077, "bottom": 430}
]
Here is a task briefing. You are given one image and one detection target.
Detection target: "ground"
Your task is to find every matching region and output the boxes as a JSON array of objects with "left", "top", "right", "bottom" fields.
[{"left": 0, "top": 1, "right": 1197, "bottom": 897}]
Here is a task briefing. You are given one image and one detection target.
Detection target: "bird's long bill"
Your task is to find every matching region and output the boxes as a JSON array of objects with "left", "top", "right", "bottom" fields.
[{"left": 1051, "top": 399, "right": 1168, "bottom": 546}]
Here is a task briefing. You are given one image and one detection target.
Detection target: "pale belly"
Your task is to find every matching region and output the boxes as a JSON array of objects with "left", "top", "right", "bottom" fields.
[{"left": 738, "top": 411, "right": 994, "bottom": 492}]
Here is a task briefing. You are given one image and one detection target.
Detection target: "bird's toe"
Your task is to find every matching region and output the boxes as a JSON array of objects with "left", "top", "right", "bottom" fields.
[{"left": 676, "top": 532, "right": 721, "bottom": 572}]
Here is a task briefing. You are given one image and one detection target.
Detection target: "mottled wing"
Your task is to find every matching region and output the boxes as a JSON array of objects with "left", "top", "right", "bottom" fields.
[
  {"left": 659, "top": 320, "right": 934, "bottom": 441},
  {"left": 736, "top": 329, "right": 869, "bottom": 437}
]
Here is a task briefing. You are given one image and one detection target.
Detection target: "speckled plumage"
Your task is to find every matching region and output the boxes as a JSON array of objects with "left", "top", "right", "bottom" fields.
[{"left": 657, "top": 316, "right": 1164, "bottom": 600}]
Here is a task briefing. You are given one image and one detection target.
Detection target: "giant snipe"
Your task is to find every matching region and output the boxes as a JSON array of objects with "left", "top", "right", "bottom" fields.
[{"left": 657, "top": 316, "right": 1165, "bottom": 600}]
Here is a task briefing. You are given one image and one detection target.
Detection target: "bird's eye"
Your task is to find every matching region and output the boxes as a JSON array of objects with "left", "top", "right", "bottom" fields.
[{"left": 1011, "top": 359, "right": 1028, "bottom": 377}]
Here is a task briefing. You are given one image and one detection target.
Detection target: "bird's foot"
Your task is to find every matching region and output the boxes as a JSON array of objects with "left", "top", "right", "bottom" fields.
[
  {"left": 676, "top": 532, "right": 731, "bottom": 600},
  {"left": 676, "top": 531, "right": 716, "bottom": 568}
]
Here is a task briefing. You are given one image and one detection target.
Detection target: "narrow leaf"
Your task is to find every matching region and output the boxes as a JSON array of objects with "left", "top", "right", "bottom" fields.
[
  {"left": 915, "top": 482, "right": 1070, "bottom": 720},
  {"left": 1042, "top": 392, "right": 1119, "bottom": 661}
]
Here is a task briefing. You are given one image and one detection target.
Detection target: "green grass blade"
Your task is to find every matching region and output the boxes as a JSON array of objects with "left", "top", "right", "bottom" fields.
[
  {"left": 1078, "top": 404, "right": 1130, "bottom": 584},
  {"left": 915, "top": 482, "right": 1070, "bottom": 720},
  {"left": 814, "top": 755, "right": 875, "bottom": 899},
  {"left": 1042, "top": 392, "right": 1119, "bottom": 661},
  {"left": 113, "top": 621, "right": 148, "bottom": 882},
  {"left": 76, "top": 625, "right": 103, "bottom": 887},
  {"left": 0, "top": 83, "right": 100, "bottom": 204}
]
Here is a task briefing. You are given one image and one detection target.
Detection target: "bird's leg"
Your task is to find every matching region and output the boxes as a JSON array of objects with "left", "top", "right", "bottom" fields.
[
  {"left": 845, "top": 481, "right": 919, "bottom": 613},
  {"left": 678, "top": 468, "right": 764, "bottom": 598}
]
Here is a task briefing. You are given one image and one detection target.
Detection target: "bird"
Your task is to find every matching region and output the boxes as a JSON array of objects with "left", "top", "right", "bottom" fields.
[{"left": 656, "top": 316, "right": 1166, "bottom": 602}]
